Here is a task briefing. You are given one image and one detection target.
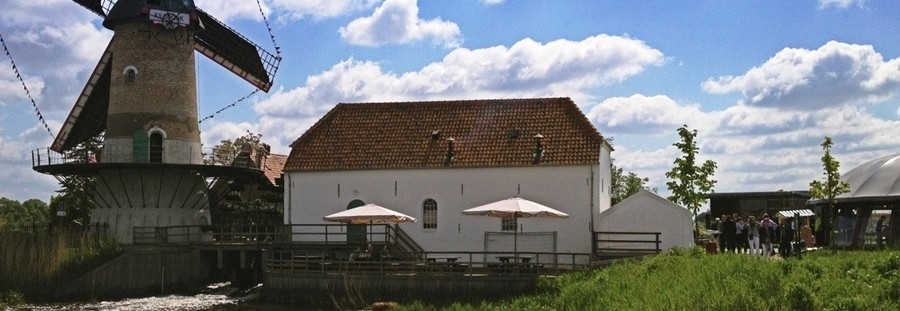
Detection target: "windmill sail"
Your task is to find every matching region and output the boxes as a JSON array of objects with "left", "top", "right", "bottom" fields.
[
  {"left": 51, "top": 42, "right": 113, "bottom": 152},
  {"left": 193, "top": 9, "right": 277, "bottom": 92},
  {"left": 72, "top": 0, "right": 110, "bottom": 17}
]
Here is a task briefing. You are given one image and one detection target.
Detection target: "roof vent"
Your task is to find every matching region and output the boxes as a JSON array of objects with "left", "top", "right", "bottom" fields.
[
  {"left": 431, "top": 130, "right": 441, "bottom": 140},
  {"left": 444, "top": 137, "right": 456, "bottom": 166},
  {"left": 533, "top": 133, "right": 544, "bottom": 164},
  {"left": 508, "top": 129, "right": 520, "bottom": 139}
]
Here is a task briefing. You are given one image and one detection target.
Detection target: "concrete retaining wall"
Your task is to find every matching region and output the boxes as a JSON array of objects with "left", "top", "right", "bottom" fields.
[
  {"left": 54, "top": 246, "right": 216, "bottom": 300},
  {"left": 264, "top": 272, "right": 539, "bottom": 306}
]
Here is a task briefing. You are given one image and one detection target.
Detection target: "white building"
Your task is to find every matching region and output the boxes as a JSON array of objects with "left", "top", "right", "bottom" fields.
[
  {"left": 283, "top": 98, "right": 613, "bottom": 255},
  {"left": 598, "top": 189, "right": 695, "bottom": 252}
]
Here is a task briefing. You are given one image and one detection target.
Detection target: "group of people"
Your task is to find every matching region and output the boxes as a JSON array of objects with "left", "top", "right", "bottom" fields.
[{"left": 711, "top": 213, "right": 814, "bottom": 257}]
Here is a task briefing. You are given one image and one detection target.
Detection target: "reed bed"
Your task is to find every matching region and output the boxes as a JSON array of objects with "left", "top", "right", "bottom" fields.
[
  {"left": 397, "top": 248, "right": 900, "bottom": 311},
  {"left": 0, "top": 226, "right": 120, "bottom": 297}
]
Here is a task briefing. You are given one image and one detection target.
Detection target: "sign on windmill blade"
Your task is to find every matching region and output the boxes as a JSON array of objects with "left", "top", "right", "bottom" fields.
[{"left": 148, "top": 9, "right": 190, "bottom": 30}]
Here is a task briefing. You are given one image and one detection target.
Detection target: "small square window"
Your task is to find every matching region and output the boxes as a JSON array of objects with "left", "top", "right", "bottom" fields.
[{"left": 501, "top": 218, "right": 517, "bottom": 231}]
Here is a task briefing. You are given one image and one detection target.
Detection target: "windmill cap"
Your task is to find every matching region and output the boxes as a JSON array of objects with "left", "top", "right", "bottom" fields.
[{"left": 103, "top": 0, "right": 197, "bottom": 30}]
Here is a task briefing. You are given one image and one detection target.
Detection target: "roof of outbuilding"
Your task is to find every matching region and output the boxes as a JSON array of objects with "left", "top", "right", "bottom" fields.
[
  {"left": 284, "top": 98, "right": 609, "bottom": 172},
  {"left": 835, "top": 153, "right": 900, "bottom": 202},
  {"left": 262, "top": 153, "right": 287, "bottom": 186},
  {"left": 236, "top": 145, "right": 286, "bottom": 187}
]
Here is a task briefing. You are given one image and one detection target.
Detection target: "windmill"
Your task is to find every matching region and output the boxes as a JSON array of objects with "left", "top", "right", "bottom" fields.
[{"left": 32, "top": 0, "right": 281, "bottom": 243}]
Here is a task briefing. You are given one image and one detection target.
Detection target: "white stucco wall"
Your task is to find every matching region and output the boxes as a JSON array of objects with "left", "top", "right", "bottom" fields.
[{"left": 284, "top": 163, "right": 611, "bottom": 254}]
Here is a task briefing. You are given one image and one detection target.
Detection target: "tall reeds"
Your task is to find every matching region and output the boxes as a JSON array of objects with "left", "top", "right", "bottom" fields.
[{"left": 0, "top": 226, "right": 120, "bottom": 297}]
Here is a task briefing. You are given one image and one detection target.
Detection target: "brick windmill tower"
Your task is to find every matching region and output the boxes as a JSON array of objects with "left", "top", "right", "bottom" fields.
[{"left": 33, "top": 0, "right": 279, "bottom": 243}]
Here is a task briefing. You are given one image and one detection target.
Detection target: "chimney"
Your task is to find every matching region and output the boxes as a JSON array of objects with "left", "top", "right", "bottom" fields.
[
  {"left": 533, "top": 133, "right": 544, "bottom": 164},
  {"left": 444, "top": 137, "right": 456, "bottom": 166}
]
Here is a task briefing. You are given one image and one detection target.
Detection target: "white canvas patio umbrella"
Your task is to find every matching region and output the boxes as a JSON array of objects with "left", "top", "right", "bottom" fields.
[
  {"left": 462, "top": 197, "right": 569, "bottom": 254},
  {"left": 323, "top": 203, "right": 417, "bottom": 224},
  {"left": 323, "top": 203, "right": 417, "bottom": 242}
]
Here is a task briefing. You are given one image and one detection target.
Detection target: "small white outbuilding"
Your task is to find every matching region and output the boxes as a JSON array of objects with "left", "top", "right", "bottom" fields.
[{"left": 597, "top": 189, "right": 694, "bottom": 252}]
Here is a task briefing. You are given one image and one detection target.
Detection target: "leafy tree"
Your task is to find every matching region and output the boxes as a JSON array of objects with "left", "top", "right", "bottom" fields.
[
  {"left": 52, "top": 134, "right": 104, "bottom": 227},
  {"left": 206, "top": 131, "right": 282, "bottom": 226},
  {"left": 610, "top": 161, "right": 654, "bottom": 205},
  {"left": 49, "top": 192, "right": 92, "bottom": 227},
  {"left": 808, "top": 136, "right": 850, "bottom": 246},
  {"left": 665, "top": 125, "right": 717, "bottom": 235},
  {"left": 0, "top": 197, "right": 49, "bottom": 229},
  {"left": 205, "top": 131, "right": 262, "bottom": 166}
]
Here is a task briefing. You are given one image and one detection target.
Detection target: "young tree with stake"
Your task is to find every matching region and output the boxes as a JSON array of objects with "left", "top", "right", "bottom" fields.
[{"left": 665, "top": 125, "right": 717, "bottom": 237}]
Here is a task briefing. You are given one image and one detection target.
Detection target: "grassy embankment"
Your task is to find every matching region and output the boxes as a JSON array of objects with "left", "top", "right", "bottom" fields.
[
  {"left": 397, "top": 248, "right": 900, "bottom": 311},
  {"left": 0, "top": 227, "right": 121, "bottom": 305}
]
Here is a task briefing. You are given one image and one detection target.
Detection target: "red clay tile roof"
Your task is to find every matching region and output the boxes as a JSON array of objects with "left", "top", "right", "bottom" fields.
[
  {"left": 284, "top": 98, "right": 608, "bottom": 172},
  {"left": 236, "top": 145, "right": 286, "bottom": 187},
  {"left": 262, "top": 153, "right": 287, "bottom": 185}
]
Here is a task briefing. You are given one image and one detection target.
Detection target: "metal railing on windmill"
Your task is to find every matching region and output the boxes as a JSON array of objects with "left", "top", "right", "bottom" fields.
[{"left": 30, "top": 0, "right": 282, "bottom": 245}]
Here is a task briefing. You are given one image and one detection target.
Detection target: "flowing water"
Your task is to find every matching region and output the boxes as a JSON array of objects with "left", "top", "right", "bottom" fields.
[{"left": 8, "top": 283, "right": 316, "bottom": 311}]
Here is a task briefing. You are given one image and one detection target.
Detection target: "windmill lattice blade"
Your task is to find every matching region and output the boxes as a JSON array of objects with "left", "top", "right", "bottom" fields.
[
  {"left": 52, "top": 42, "right": 112, "bottom": 152},
  {"left": 72, "top": 0, "right": 112, "bottom": 17},
  {"left": 193, "top": 9, "right": 278, "bottom": 92}
]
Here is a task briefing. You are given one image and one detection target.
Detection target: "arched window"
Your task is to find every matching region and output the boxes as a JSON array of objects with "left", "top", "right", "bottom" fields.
[
  {"left": 423, "top": 199, "right": 437, "bottom": 229},
  {"left": 149, "top": 132, "right": 163, "bottom": 163},
  {"left": 123, "top": 65, "right": 138, "bottom": 84}
]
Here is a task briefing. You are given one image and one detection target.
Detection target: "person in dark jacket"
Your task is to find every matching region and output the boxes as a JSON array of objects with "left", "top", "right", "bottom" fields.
[
  {"left": 734, "top": 216, "right": 747, "bottom": 254},
  {"left": 778, "top": 217, "right": 794, "bottom": 257},
  {"left": 721, "top": 215, "right": 736, "bottom": 253}
]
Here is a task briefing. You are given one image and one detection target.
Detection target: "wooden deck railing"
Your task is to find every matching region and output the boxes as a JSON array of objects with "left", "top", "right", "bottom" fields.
[
  {"left": 132, "top": 224, "right": 424, "bottom": 253},
  {"left": 262, "top": 249, "right": 592, "bottom": 278}
]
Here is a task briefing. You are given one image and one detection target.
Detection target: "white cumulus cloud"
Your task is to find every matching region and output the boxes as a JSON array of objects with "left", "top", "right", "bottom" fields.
[
  {"left": 818, "top": 0, "right": 865, "bottom": 9},
  {"left": 195, "top": 0, "right": 269, "bottom": 22},
  {"left": 339, "top": 0, "right": 461, "bottom": 48},
  {"left": 702, "top": 41, "right": 900, "bottom": 110},
  {"left": 480, "top": 0, "right": 506, "bottom": 5},
  {"left": 0, "top": 63, "right": 44, "bottom": 106},
  {"left": 586, "top": 94, "right": 712, "bottom": 135},
  {"left": 253, "top": 34, "right": 665, "bottom": 150},
  {"left": 272, "top": 0, "right": 380, "bottom": 20}
]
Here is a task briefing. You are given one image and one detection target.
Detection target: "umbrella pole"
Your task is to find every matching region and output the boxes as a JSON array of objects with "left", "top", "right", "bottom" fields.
[{"left": 514, "top": 216, "right": 519, "bottom": 257}]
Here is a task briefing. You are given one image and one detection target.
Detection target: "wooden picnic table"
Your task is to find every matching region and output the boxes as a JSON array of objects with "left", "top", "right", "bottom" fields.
[
  {"left": 426, "top": 256, "right": 461, "bottom": 262},
  {"left": 496, "top": 255, "right": 533, "bottom": 263}
]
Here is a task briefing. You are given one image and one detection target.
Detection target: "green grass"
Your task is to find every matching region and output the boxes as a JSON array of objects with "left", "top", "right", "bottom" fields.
[{"left": 396, "top": 248, "right": 900, "bottom": 311}]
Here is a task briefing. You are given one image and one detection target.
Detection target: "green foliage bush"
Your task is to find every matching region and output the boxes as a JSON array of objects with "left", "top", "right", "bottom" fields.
[{"left": 395, "top": 249, "right": 900, "bottom": 311}]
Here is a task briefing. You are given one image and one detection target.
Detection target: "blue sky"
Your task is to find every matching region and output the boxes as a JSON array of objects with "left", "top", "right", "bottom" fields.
[{"left": 2, "top": 0, "right": 899, "bottom": 204}]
